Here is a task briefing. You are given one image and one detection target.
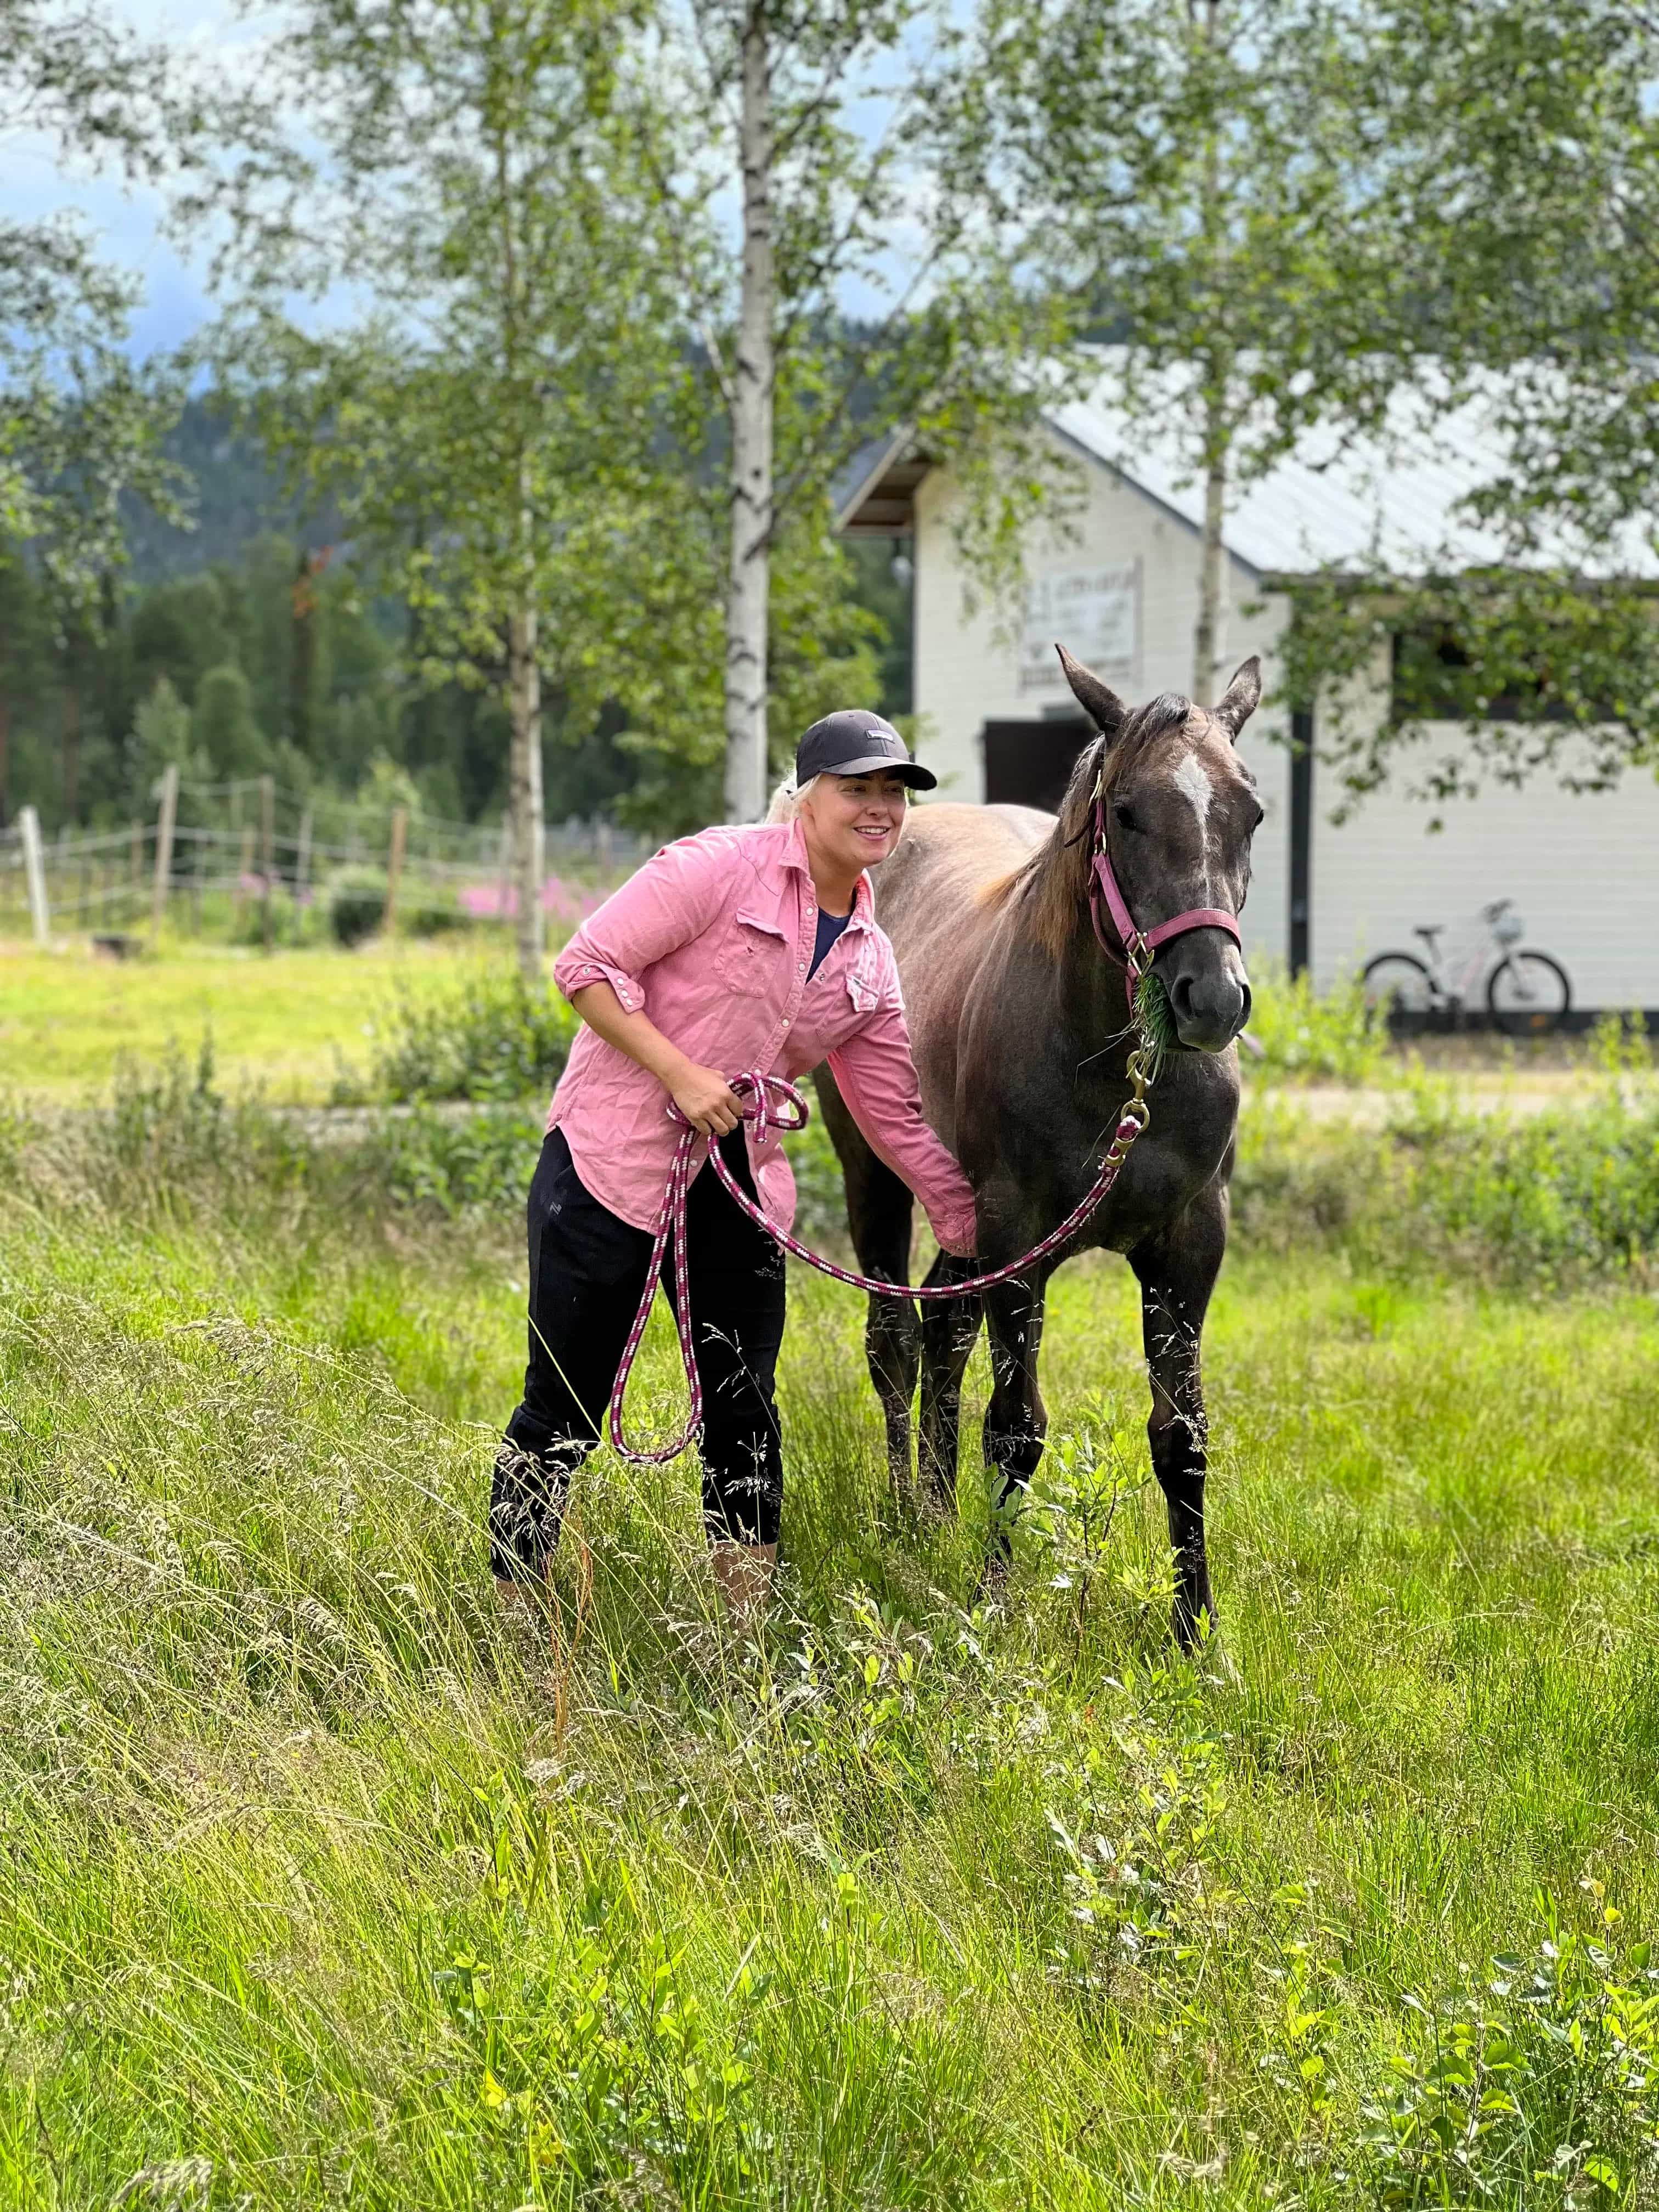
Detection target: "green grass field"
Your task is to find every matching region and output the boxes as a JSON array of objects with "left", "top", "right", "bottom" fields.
[
  {"left": 4, "top": 1059, "right": 1659, "bottom": 2209},
  {"left": 0, "top": 938, "right": 509, "bottom": 1101}
]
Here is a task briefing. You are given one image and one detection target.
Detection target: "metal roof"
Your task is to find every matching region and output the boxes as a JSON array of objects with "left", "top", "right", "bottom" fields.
[{"left": 838, "top": 349, "right": 1659, "bottom": 582}]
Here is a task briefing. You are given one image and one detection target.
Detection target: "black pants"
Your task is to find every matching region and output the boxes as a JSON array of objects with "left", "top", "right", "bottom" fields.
[{"left": 492, "top": 1127, "right": 787, "bottom": 1579}]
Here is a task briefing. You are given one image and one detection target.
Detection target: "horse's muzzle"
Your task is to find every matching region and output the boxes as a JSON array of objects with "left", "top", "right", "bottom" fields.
[{"left": 1166, "top": 955, "right": 1251, "bottom": 1054}]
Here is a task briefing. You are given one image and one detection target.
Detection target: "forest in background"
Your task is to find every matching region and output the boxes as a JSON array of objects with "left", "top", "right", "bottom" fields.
[
  {"left": 7, "top": 0, "right": 1659, "bottom": 980},
  {"left": 0, "top": 403, "right": 911, "bottom": 839}
]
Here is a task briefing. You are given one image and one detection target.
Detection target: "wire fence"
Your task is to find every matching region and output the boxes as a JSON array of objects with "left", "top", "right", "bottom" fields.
[{"left": 0, "top": 777, "right": 647, "bottom": 945}]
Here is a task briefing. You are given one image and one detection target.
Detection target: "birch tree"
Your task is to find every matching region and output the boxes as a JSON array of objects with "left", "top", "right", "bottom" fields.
[
  {"left": 1278, "top": 0, "right": 1659, "bottom": 807},
  {"left": 649, "top": 1, "right": 1073, "bottom": 821},
  {"left": 950, "top": 0, "right": 1415, "bottom": 701},
  {"left": 206, "top": 0, "right": 681, "bottom": 976}
]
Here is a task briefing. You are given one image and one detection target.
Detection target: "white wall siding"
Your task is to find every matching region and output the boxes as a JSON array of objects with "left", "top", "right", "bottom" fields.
[{"left": 1312, "top": 733, "right": 1659, "bottom": 1009}]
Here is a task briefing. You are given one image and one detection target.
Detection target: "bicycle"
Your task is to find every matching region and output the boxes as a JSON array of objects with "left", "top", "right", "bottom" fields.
[{"left": 1361, "top": 899, "right": 1572, "bottom": 1038}]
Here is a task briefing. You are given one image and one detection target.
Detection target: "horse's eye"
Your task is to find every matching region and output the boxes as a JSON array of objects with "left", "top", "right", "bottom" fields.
[
  {"left": 1111, "top": 802, "right": 1141, "bottom": 834},
  {"left": 1249, "top": 804, "right": 1265, "bottom": 833}
]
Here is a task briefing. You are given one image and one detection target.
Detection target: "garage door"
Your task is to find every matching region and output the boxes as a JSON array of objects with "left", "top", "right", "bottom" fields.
[{"left": 981, "top": 718, "right": 1093, "bottom": 814}]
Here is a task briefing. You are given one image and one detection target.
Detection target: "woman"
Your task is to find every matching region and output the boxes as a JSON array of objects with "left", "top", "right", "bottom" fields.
[{"left": 492, "top": 708, "right": 978, "bottom": 1622}]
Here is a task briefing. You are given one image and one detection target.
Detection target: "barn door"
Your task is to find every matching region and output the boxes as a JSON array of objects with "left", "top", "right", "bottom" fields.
[{"left": 981, "top": 719, "right": 1093, "bottom": 814}]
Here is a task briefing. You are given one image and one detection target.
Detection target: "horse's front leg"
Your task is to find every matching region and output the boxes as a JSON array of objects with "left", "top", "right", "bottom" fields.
[
  {"left": 981, "top": 1272, "right": 1050, "bottom": 1559},
  {"left": 1128, "top": 1189, "right": 1228, "bottom": 1651}
]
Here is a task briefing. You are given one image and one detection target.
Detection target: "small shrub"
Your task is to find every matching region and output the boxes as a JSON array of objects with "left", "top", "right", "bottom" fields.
[
  {"left": 328, "top": 867, "right": 388, "bottom": 947},
  {"left": 1396, "top": 1082, "right": 1659, "bottom": 1285},
  {"left": 230, "top": 884, "right": 315, "bottom": 949},
  {"left": 374, "top": 1102, "right": 542, "bottom": 1214},
  {"left": 1248, "top": 960, "right": 1387, "bottom": 1086},
  {"left": 347, "top": 963, "right": 578, "bottom": 1103},
  {"left": 1359, "top": 1886, "right": 1659, "bottom": 2209},
  {"left": 403, "top": 886, "right": 469, "bottom": 937}
]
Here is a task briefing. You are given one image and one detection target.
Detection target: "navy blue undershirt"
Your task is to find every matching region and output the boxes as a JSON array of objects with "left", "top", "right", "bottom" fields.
[{"left": 808, "top": 906, "right": 851, "bottom": 980}]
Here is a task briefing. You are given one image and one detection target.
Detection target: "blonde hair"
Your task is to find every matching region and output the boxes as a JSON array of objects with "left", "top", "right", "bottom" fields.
[{"left": 765, "top": 772, "right": 819, "bottom": 824}]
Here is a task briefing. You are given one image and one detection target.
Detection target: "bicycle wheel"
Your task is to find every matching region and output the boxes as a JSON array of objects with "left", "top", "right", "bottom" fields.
[
  {"left": 1487, "top": 950, "right": 1571, "bottom": 1037},
  {"left": 1361, "top": 952, "right": 1435, "bottom": 1038}
]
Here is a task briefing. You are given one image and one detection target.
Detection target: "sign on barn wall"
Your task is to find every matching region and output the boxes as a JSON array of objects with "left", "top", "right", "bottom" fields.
[{"left": 1019, "top": 563, "right": 1139, "bottom": 694}]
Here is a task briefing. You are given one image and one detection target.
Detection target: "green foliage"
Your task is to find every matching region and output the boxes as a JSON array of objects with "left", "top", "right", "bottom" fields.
[
  {"left": 190, "top": 661, "right": 270, "bottom": 778},
  {"left": 1, "top": 0, "right": 200, "bottom": 603},
  {"left": 1235, "top": 1078, "right": 1659, "bottom": 1286},
  {"left": 327, "top": 866, "right": 388, "bottom": 947},
  {"left": 1391, "top": 1084, "right": 1659, "bottom": 1286},
  {"left": 1361, "top": 1888, "right": 1659, "bottom": 2208},
  {"left": 649, "top": 0, "right": 1079, "bottom": 812},
  {"left": 1247, "top": 961, "right": 1386, "bottom": 1085},
  {"left": 350, "top": 964, "right": 579, "bottom": 1105},
  {"left": 1282, "top": 567, "right": 1659, "bottom": 820},
  {"left": 1269, "top": 6, "right": 1659, "bottom": 809},
  {"left": 951, "top": 0, "right": 1428, "bottom": 687},
  {"left": 131, "top": 675, "right": 204, "bottom": 800},
  {"left": 373, "top": 1102, "right": 545, "bottom": 1215}
]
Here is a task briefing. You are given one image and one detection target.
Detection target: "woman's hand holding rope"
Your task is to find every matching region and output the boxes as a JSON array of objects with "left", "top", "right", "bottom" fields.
[{"left": 606, "top": 1063, "right": 1154, "bottom": 1466}]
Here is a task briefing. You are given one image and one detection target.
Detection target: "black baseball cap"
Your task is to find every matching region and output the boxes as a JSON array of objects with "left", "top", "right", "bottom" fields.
[{"left": 795, "top": 708, "right": 936, "bottom": 791}]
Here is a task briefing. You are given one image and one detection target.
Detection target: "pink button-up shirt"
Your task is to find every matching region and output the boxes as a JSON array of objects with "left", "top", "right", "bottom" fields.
[{"left": 549, "top": 819, "right": 978, "bottom": 1255}]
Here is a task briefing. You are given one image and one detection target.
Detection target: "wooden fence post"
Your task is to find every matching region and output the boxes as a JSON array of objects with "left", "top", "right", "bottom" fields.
[
  {"left": 232, "top": 826, "right": 255, "bottom": 933},
  {"left": 296, "top": 805, "right": 314, "bottom": 903},
  {"left": 19, "top": 806, "right": 49, "bottom": 945},
  {"left": 151, "top": 764, "right": 179, "bottom": 943},
  {"left": 384, "top": 805, "right": 408, "bottom": 937},
  {"left": 259, "top": 773, "right": 275, "bottom": 953}
]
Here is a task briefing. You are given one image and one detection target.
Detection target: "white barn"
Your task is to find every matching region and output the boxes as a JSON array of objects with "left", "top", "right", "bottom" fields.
[{"left": 835, "top": 358, "right": 1659, "bottom": 1014}]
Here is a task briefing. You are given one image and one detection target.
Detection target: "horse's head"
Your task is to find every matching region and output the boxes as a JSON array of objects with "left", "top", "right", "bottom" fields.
[{"left": 1056, "top": 645, "right": 1264, "bottom": 1054}]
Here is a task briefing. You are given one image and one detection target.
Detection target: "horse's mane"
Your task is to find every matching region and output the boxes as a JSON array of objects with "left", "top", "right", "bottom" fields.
[{"left": 988, "top": 692, "right": 1193, "bottom": 960}]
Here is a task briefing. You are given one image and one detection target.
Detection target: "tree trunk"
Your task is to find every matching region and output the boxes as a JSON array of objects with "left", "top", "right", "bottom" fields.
[
  {"left": 507, "top": 599, "right": 544, "bottom": 979},
  {"left": 291, "top": 548, "right": 319, "bottom": 757},
  {"left": 1193, "top": 442, "right": 1228, "bottom": 703},
  {"left": 0, "top": 696, "right": 10, "bottom": 831},
  {"left": 724, "top": 0, "right": 775, "bottom": 823},
  {"left": 63, "top": 679, "right": 81, "bottom": 824},
  {"left": 1190, "top": 0, "right": 1228, "bottom": 707}
]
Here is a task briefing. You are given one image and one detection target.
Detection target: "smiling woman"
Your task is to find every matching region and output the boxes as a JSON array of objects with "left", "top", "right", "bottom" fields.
[{"left": 490, "top": 708, "right": 978, "bottom": 1629}]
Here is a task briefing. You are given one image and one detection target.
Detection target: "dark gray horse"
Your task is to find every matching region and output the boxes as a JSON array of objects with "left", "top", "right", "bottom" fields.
[{"left": 817, "top": 645, "right": 1263, "bottom": 1645}]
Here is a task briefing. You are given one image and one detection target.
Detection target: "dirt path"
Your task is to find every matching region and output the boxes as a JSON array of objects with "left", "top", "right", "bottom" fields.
[{"left": 1245, "top": 1074, "right": 1651, "bottom": 1123}]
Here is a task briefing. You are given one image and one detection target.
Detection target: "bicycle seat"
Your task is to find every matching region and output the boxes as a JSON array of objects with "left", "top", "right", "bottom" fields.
[{"left": 1413, "top": 924, "right": 1444, "bottom": 947}]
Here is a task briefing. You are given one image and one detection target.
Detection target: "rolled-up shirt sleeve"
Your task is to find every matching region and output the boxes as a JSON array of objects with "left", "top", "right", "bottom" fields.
[
  {"left": 552, "top": 835, "right": 732, "bottom": 1014},
  {"left": 828, "top": 999, "right": 979, "bottom": 1257}
]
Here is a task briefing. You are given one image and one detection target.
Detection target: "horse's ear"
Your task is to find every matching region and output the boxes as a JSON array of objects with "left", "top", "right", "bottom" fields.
[
  {"left": 1213, "top": 656, "right": 1262, "bottom": 740},
  {"left": 1056, "top": 642, "right": 1126, "bottom": 741}
]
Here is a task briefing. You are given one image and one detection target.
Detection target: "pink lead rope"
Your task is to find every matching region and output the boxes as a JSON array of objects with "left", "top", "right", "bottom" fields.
[
  {"left": 606, "top": 791, "right": 1246, "bottom": 1468},
  {"left": 606, "top": 1068, "right": 1153, "bottom": 1466}
]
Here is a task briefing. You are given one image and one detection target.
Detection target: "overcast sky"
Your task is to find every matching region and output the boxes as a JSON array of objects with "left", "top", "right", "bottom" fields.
[
  {"left": 12, "top": 0, "right": 294, "bottom": 358},
  {"left": 10, "top": 0, "right": 933, "bottom": 361}
]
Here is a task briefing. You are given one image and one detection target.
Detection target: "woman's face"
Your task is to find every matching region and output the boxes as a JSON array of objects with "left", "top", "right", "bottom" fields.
[{"left": 799, "top": 770, "right": 909, "bottom": 878}]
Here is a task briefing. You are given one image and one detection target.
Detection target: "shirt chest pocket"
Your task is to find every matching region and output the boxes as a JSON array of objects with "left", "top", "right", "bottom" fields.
[{"left": 713, "top": 909, "right": 789, "bottom": 997}]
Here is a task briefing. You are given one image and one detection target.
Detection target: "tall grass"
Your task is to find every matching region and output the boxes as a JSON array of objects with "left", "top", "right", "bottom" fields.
[{"left": 4, "top": 1055, "right": 1659, "bottom": 2203}]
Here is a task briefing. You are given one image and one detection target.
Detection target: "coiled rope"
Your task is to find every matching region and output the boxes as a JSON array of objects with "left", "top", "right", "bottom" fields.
[{"left": 607, "top": 1045, "right": 1155, "bottom": 1466}]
